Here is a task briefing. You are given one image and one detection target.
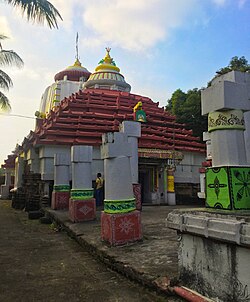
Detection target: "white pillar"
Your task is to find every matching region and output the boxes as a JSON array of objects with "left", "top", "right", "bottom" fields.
[
  {"left": 4, "top": 169, "right": 12, "bottom": 186},
  {"left": 100, "top": 131, "right": 142, "bottom": 246},
  {"left": 120, "top": 121, "right": 141, "bottom": 184},
  {"left": 102, "top": 132, "right": 133, "bottom": 201},
  {"left": 54, "top": 153, "right": 70, "bottom": 185},
  {"left": 69, "top": 145, "right": 96, "bottom": 222},
  {"left": 14, "top": 156, "right": 24, "bottom": 189},
  {"left": 211, "top": 129, "right": 247, "bottom": 166},
  {"left": 203, "top": 132, "right": 212, "bottom": 161},
  {"left": 0, "top": 168, "right": 12, "bottom": 199},
  {"left": 197, "top": 172, "right": 206, "bottom": 199},
  {"left": 104, "top": 156, "right": 134, "bottom": 200},
  {"left": 71, "top": 146, "right": 93, "bottom": 189},
  {"left": 51, "top": 153, "right": 70, "bottom": 210}
]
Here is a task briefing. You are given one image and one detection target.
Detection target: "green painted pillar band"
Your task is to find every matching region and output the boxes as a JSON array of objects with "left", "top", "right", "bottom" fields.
[
  {"left": 53, "top": 185, "right": 70, "bottom": 192},
  {"left": 70, "top": 189, "right": 94, "bottom": 200},
  {"left": 208, "top": 110, "right": 245, "bottom": 132},
  {"left": 104, "top": 198, "right": 136, "bottom": 214}
]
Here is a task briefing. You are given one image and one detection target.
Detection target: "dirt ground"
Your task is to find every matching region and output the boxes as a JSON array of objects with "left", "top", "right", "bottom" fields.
[{"left": 0, "top": 200, "right": 183, "bottom": 302}]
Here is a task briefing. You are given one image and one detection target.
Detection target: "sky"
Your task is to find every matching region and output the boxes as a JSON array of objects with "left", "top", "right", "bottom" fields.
[{"left": 0, "top": 0, "right": 250, "bottom": 165}]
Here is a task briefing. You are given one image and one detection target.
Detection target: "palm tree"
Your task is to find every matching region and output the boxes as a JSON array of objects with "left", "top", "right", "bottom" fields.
[
  {"left": 0, "top": 35, "right": 23, "bottom": 110},
  {"left": 0, "top": 1, "right": 62, "bottom": 109},
  {"left": 3, "top": 0, "right": 62, "bottom": 29}
]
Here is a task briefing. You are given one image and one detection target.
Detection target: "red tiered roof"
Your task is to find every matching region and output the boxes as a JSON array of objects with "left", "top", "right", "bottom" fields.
[
  {"left": 25, "top": 89, "right": 205, "bottom": 154},
  {"left": 1, "top": 154, "right": 16, "bottom": 169}
]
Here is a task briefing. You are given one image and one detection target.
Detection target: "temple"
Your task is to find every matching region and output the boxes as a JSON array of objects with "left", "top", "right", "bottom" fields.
[{"left": 1, "top": 48, "right": 205, "bottom": 208}]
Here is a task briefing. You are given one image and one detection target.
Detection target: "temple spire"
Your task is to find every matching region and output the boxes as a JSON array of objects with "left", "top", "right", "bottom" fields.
[
  {"left": 75, "top": 32, "right": 79, "bottom": 61},
  {"left": 104, "top": 47, "right": 112, "bottom": 64}
]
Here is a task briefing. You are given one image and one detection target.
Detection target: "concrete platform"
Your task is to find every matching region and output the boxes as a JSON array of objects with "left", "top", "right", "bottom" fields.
[{"left": 45, "top": 205, "right": 212, "bottom": 301}]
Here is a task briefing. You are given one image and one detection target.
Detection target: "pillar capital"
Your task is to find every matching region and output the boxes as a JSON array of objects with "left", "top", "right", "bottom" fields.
[
  {"left": 101, "top": 132, "right": 132, "bottom": 159},
  {"left": 120, "top": 121, "right": 141, "bottom": 138}
]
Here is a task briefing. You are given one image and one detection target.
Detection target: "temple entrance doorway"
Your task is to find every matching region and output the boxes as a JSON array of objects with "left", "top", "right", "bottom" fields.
[
  {"left": 139, "top": 163, "right": 160, "bottom": 204},
  {"left": 139, "top": 169, "right": 150, "bottom": 204}
]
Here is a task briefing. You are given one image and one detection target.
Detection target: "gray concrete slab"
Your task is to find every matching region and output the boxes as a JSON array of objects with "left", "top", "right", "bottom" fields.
[{"left": 46, "top": 205, "right": 195, "bottom": 294}]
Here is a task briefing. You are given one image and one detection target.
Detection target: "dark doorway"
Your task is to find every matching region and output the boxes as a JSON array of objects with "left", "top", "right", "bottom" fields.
[{"left": 139, "top": 169, "right": 151, "bottom": 204}]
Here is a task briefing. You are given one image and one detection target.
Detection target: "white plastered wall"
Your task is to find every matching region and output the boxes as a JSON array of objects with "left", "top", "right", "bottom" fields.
[{"left": 175, "top": 151, "right": 205, "bottom": 183}]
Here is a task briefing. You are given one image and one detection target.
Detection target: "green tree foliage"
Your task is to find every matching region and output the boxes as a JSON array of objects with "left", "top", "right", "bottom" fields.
[
  {"left": 208, "top": 56, "right": 250, "bottom": 86},
  {"left": 166, "top": 56, "right": 250, "bottom": 139},
  {"left": 166, "top": 88, "right": 207, "bottom": 139}
]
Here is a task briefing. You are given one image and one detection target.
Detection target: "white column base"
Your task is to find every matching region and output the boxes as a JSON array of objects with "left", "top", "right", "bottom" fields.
[{"left": 167, "top": 192, "right": 176, "bottom": 205}]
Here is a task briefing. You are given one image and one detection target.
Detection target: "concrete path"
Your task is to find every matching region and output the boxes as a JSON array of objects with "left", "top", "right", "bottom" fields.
[
  {"left": 0, "top": 200, "right": 184, "bottom": 301},
  {"left": 45, "top": 205, "right": 194, "bottom": 297}
]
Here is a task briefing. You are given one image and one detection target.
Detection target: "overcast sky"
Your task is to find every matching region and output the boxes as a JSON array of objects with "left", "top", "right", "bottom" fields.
[{"left": 0, "top": 0, "right": 249, "bottom": 165}]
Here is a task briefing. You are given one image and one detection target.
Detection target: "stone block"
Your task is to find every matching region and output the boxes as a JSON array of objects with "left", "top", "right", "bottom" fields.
[
  {"left": 101, "top": 210, "right": 142, "bottom": 246},
  {"left": 39, "top": 145, "right": 70, "bottom": 158},
  {"left": 210, "top": 129, "right": 247, "bottom": 166},
  {"left": 0, "top": 185, "right": 10, "bottom": 199},
  {"left": 201, "top": 80, "right": 250, "bottom": 115},
  {"left": 51, "top": 191, "right": 70, "bottom": 210},
  {"left": 178, "top": 233, "right": 250, "bottom": 301},
  {"left": 69, "top": 198, "right": 96, "bottom": 222},
  {"left": 133, "top": 183, "right": 142, "bottom": 211},
  {"left": 54, "top": 153, "right": 70, "bottom": 166},
  {"left": 211, "top": 70, "right": 249, "bottom": 86},
  {"left": 206, "top": 166, "right": 250, "bottom": 210},
  {"left": 102, "top": 132, "right": 115, "bottom": 144},
  {"left": 167, "top": 192, "right": 176, "bottom": 206},
  {"left": 203, "top": 131, "right": 211, "bottom": 142},
  {"left": 120, "top": 121, "right": 141, "bottom": 138},
  {"left": 241, "top": 224, "right": 250, "bottom": 246},
  {"left": 104, "top": 157, "right": 134, "bottom": 200},
  {"left": 71, "top": 145, "right": 93, "bottom": 163},
  {"left": 72, "top": 163, "right": 92, "bottom": 189},
  {"left": 166, "top": 208, "right": 250, "bottom": 301},
  {"left": 101, "top": 132, "right": 132, "bottom": 159}
]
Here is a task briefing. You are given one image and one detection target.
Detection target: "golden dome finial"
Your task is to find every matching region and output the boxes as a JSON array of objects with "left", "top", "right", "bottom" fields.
[
  {"left": 95, "top": 47, "right": 120, "bottom": 72},
  {"left": 104, "top": 47, "right": 112, "bottom": 64},
  {"left": 73, "top": 58, "right": 82, "bottom": 67}
]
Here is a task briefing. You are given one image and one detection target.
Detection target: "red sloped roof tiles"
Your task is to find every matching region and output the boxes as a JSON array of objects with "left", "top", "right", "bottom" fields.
[{"left": 28, "top": 88, "right": 205, "bottom": 154}]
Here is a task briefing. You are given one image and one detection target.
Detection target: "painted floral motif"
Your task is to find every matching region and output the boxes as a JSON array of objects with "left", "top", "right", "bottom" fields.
[
  {"left": 58, "top": 194, "right": 68, "bottom": 206},
  {"left": 71, "top": 189, "right": 93, "bottom": 200},
  {"left": 78, "top": 204, "right": 92, "bottom": 216},
  {"left": 234, "top": 170, "right": 250, "bottom": 202},
  {"left": 208, "top": 176, "right": 227, "bottom": 199},
  {"left": 118, "top": 217, "right": 134, "bottom": 235},
  {"left": 208, "top": 112, "right": 245, "bottom": 130},
  {"left": 104, "top": 199, "right": 136, "bottom": 214}
]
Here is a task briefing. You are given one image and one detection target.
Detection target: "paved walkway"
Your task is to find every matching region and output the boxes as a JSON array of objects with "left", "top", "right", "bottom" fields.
[
  {"left": 0, "top": 200, "right": 184, "bottom": 301},
  {"left": 45, "top": 205, "right": 195, "bottom": 295}
]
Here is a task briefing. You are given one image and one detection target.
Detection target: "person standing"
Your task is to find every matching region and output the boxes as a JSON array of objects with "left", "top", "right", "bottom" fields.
[{"left": 95, "top": 173, "right": 104, "bottom": 206}]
